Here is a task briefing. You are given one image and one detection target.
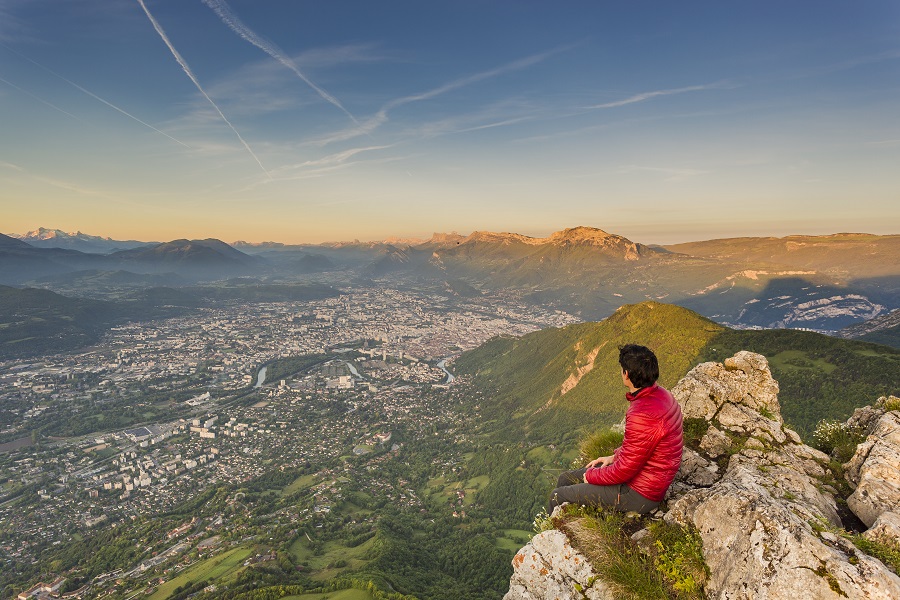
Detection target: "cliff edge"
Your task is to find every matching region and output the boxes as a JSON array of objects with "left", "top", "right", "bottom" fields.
[{"left": 505, "top": 351, "right": 900, "bottom": 599}]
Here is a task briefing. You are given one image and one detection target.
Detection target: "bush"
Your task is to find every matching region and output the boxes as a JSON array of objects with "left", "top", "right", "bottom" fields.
[
  {"left": 883, "top": 396, "right": 900, "bottom": 412},
  {"left": 812, "top": 419, "right": 868, "bottom": 463}
]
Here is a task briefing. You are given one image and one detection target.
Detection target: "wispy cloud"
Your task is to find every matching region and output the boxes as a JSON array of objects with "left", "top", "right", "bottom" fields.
[
  {"left": 0, "top": 159, "right": 25, "bottom": 171},
  {"left": 307, "top": 45, "right": 570, "bottom": 146},
  {"left": 136, "top": 0, "right": 268, "bottom": 175},
  {"left": 0, "top": 158, "right": 151, "bottom": 207},
  {"left": 1, "top": 41, "right": 189, "bottom": 146},
  {"left": 0, "top": 0, "right": 30, "bottom": 43},
  {"left": 867, "top": 138, "right": 900, "bottom": 147},
  {"left": 201, "top": 0, "right": 358, "bottom": 125},
  {"left": 587, "top": 82, "right": 729, "bottom": 110},
  {"left": 284, "top": 145, "right": 392, "bottom": 171}
]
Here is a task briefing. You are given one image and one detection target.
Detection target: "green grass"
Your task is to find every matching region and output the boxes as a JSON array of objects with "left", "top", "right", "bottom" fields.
[
  {"left": 282, "top": 473, "right": 319, "bottom": 496},
  {"left": 579, "top": 429, "right": 624, "bottom": 464},
  {"left": 495, "top": 529, "right": 532, "bottom": 552},
  {"left": 552, "top": 504, "right": 707, "bottom": 600},
  {"left": 147, "top": 546, "right": 253, "bottom": 600},
  {"left": 288, "top": 536, "right": 376, "bottom": 581},
  {"left": 525, "top": 445, "right": 554, "bottom": 464},
  {"left": 768, "top": 350, "right": 837, "bottom": 374}
]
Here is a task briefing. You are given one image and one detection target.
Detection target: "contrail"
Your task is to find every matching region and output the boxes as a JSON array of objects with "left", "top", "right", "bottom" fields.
[
  {"left": 0, "top": 75, "right": 86, "bottom": 122},
  {"left": 136, "top": 0, "right": 268, "bottom": 175},
  {"left": 0, "top": 42, "right": 188, "bottom": 146},
  {"left": 588, "top": 83, "right": 726, "bottom": 109},
  {"left": 307, "top": 45, "right": 572, "bottom": 146},
  {"left": 202, "top": 0, "right": 359, "bottom": 126}
]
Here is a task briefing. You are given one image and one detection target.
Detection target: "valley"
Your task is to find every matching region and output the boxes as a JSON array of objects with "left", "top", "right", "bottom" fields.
[{"left": 2, "top": 226, "right": 900, "bottom": 599}]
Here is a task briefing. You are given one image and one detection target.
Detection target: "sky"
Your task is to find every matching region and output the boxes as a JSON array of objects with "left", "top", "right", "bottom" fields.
[{"left": 1, "top": 1, "right": 899, "bottom": 245}]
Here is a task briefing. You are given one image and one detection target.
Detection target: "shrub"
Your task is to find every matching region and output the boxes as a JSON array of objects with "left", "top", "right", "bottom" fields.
[
  {"left": 648, "top": 520, "right": 709, "bottom": 597},
  {"left": 682, "top": 418, "right": 709, "bottom": 448},
  {"left": 883, "top": 396, "right": 900, "bottom": 412},
  {"left": 553, "top": 504, "right": 707, "bottom": 600},
  {"left": 812, "top": 419, "right": 867, "bottom": 463}
]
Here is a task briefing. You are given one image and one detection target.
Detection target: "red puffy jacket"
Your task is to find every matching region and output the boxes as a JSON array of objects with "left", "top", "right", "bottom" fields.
[{"left": 584, "top": 384, "right": 683, "bottom": 502}]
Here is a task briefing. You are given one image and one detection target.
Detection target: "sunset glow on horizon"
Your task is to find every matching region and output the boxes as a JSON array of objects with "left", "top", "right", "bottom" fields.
[{"left": 2, "top": 1, "right": 899, "bottom": 246}]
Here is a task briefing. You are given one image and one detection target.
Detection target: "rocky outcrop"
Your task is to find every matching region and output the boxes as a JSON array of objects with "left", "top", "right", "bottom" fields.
[
  {"left": 504, "top": 353, "right": 900, "bottom": 600},
  {"left": 844, "top": 400, "right": 900, "bottom": 528},
  {"left": 505, "top": 529, "right": 614, "bottom": 600}
]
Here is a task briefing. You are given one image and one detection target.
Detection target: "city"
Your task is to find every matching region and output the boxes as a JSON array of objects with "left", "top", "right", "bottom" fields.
[{"left": 0, "top": 286, "right": 577, "bottom": 598}]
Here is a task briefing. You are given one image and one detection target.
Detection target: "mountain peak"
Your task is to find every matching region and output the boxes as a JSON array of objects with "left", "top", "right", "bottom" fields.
[
  {"left": 547, "top": 226, "right": 614, "bottom": 244},
  {"left": 464, "top": 231, "right": 545, "bottom": 245}
]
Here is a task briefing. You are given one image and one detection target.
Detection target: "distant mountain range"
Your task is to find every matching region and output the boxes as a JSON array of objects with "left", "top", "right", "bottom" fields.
[
  {"left": 5, "top": 226, "right": 900, "bottom": 336},
  {"left": 11, "top": 227, "right": 152, "bottom": 253}
]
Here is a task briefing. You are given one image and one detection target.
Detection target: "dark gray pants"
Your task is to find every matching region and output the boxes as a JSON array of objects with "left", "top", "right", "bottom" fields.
[{"left": 547, "top": 468, "right": 660, "bottom": 514}]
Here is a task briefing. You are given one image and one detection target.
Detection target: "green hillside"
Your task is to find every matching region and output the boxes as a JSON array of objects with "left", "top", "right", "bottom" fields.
[
  {"left": 454, "top": 302, "right": 724, "bottom": 442},
  {"left": 456, "top": 301, "right": 900, "bottom": 442},
  {"left": 0, "top": 286, "right": 119, "bottom": 358}
]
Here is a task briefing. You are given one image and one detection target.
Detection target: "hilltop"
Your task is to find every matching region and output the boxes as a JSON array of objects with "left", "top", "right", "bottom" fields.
[{"left": 455, "top": 302, "right": 900, "bottom": 439}]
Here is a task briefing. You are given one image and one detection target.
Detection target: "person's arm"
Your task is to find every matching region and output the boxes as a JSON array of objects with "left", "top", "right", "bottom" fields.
[{"left": 584, "top": 412, "right": 663, "bottom": 486}]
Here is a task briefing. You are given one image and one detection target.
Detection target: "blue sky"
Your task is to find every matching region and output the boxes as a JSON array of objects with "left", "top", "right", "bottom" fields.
[{"left": 1, "top": 1, "right": 899, "bottom": 244}]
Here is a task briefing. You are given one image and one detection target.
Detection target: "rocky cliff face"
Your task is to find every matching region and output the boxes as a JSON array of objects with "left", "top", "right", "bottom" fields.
[{"left": 505, "top": 352, "right": 900, "bottom": 599}]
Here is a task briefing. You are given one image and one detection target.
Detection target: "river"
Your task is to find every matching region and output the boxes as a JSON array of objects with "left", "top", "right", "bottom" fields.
[
  {"left": 437, "top": 358, "right": 455, "bottom": 384},
  {"left": 253, "top": 366, "right": 267, "bottom": 389}
]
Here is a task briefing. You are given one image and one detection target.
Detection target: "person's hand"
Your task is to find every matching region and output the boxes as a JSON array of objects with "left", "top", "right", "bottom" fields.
[{"left": 586, "top": 455, "right": 614, "bottom": 469}]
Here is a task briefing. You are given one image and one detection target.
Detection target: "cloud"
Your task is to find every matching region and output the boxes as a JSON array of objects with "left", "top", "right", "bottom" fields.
[
  {"left": 0, "top": 159, "right": 151, "bottom": 207},
  {"left": 0, "top": 0, "right": 31, "bottom": 43},
  {"left": 136, "top": 0, "right": 268, "bottom": 175},
  {"left": 587, "top": 83, "right": 729, "bottom": 110},
  {"left": 306, "top": 45, "right": 570, "bottom": 147},
  {"left": 0, "top": 159, "right": 25, "bottom": 171},
  {"left": 616, "top": 164, "right": 709, "bottom": 182},
  {"left": 201, "top": 0, "right": 358, "bottom": 125},
  {"left": 284, "top": 145, "right": 393, "bottom": 171}
]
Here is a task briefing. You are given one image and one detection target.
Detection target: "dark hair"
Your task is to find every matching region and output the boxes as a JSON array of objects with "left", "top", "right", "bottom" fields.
[{"left": 618, "top": 344, "right": 659, "bottom": 388}]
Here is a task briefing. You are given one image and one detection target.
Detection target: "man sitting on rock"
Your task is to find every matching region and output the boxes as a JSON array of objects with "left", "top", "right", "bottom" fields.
[{"left": 548, "top": 344, "right": 683, "bottom": 515}]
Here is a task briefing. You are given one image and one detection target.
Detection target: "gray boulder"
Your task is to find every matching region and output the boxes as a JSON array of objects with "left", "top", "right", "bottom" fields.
[{"left": 845, "top": 409, "right": 900, "bottom": 528}]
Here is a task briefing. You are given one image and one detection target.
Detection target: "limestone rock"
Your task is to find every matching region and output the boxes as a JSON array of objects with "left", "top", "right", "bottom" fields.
[
  {"left": 678, "top": 447, "right": 720, "bottom": 487},
  {"left": 846, "top": 411, "right": 900, "bottom": 527},
  {"left": 863, "top": 511, "right": 900, "bottom": 548},
  {"left": 665, "top": 353, "right": 900, "bottom": 598},
  {"left": 672, "top": 351, "right": 781, "bottom": 424},
  {"left": 699, "top": 425, "right": 731, "bottom": 458},
  {"left": 504, "top": 529, "right": 614, "bottom": 600},
  {"left": 506, "top": 353, "right": 900, "bottom": 599},
  {"left": 666, "top": 480, "right": 900, "bottom": 599}
]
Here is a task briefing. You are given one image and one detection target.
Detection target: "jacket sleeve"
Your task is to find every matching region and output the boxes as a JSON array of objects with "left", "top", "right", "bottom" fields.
[{"left": 585, "top": 409, "right": 663, "bottom": 486}]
